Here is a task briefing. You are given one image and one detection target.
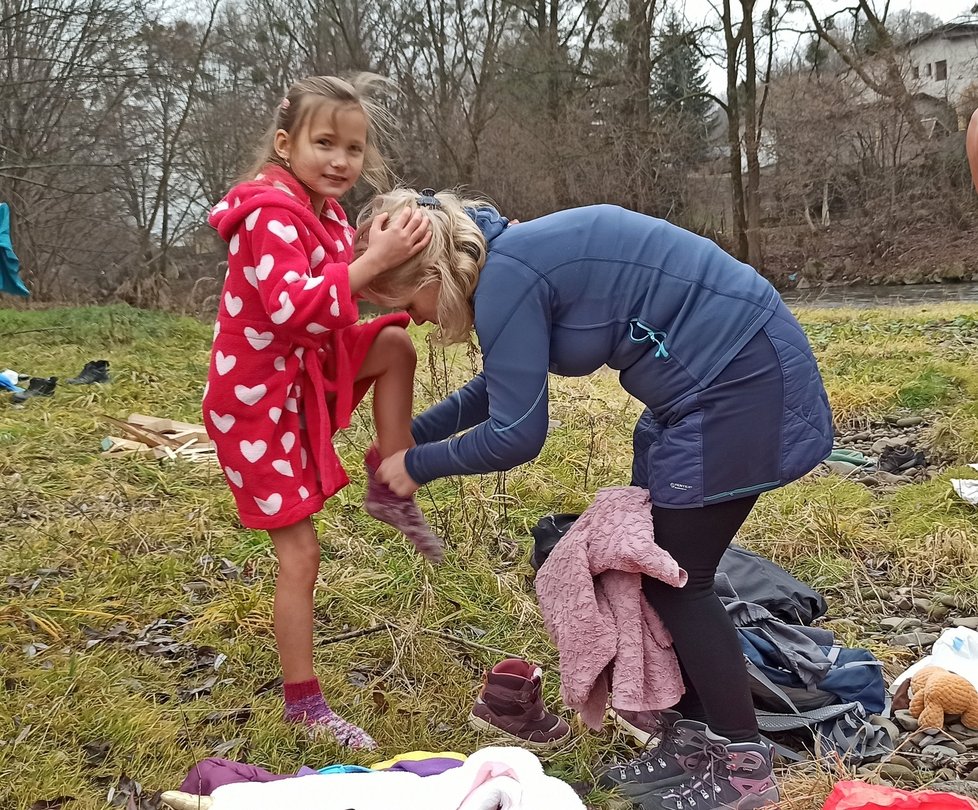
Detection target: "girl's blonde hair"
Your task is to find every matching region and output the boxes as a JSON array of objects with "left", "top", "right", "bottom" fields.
[
  {"left": 357, "top": 188, "right": 488, "bottom": 344},
  {"left": 243, "top": 73, "right": 396, "bottom": 191}
]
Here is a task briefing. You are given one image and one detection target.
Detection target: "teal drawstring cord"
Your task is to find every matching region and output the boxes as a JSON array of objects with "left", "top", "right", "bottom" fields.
[{"left": 629, "top": 319, "right": 669, "bottom": 358}]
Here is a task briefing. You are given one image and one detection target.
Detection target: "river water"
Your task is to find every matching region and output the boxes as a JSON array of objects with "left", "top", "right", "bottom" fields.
[{"left": 781, "top": 281, "right": 978, "bottom": 309}]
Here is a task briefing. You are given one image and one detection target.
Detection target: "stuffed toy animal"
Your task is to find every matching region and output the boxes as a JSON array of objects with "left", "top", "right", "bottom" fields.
[{"left": 909, "top": 666, "right": 978, "bottom": 731}]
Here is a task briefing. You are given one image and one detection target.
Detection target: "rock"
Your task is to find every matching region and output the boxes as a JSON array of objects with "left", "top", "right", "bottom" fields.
[
  {"left": 957, "top": 617, "right": 978, "bottom": 630},
  {"left": 872, "top": 437, "right": 908, "bottom": 455},
  {"left": 947, "top": 722, "right": 969, "bottom": 736},
  {"left": 937, "top": 768, "right": 958, "bottom": 782},
  {"left": 825, "top": 460, "right": 861, "bottom": 476},
  {"left": 878, "top": 762, "right": 917, "bottom": 784},
  {"left": 936, "top": 594, "right": 961, "bottom": 608},
  {"left": 890, "top": 631, "right": 939, "bottom": 648},
  {"left": 876, "top": 471, "right": 912, "bottom": 485},
  {"left": 931, "top": 782, "right": 978, "bottom": 801},
  {"left": 896, "top": 417, "right": 924, "bottom": 427},
  {"left": 894, "top": 710, "right": 919, "bottom": 732},
  {"left": 962, "top": 736, "right": 978, "bottom": 748},
  {"left": 922, "top": 744, "right": 961, "bottom": 759},
  {"left": 967, "top": 767, "right": 978, "bottom": 782},
  {"left": 884, "top": 754, "right": 915, "bottom": 770},
  {"left": 929, "top": 605, "right": 951, "bottom": 622},
  {"left": 881, "top": 617, "right": 921, "bottom": 630},
  {"left": 893, "top": 596, "right": 914, "bottom": 612},
  {"left": 912, "top": 597, "right": 934, "bottom": 612}
]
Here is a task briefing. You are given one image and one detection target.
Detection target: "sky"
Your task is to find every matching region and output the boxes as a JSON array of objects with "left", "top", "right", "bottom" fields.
[{"left": 671, "top": 0, "right": 974, "bottom": 90}]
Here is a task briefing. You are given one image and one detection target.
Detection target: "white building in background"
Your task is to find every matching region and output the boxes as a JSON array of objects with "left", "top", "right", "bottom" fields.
[{"left": 902, "top": 21, "right": 978, "bottom": 126}]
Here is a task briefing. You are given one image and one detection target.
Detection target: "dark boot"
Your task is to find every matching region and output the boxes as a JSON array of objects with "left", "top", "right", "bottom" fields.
[
  {"left": 67, "top": 359, "right": 110, "bottom": 385},
  {"left": 11, "top": 376, "right": 57, "bottom": 403},
  {"left": 469, "top": 658, "right": 571, "bottom": 748},
  {"left": 638, "top": 740, "right": 779, "bottom": 810},
  {"left": 598, "top": 716, "right": 725, "bottom": 797}
]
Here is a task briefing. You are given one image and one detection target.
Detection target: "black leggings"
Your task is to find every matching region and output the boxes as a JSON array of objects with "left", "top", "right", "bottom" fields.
[{"left": 641, "top": 496, "right": 760, "bottom": 743}]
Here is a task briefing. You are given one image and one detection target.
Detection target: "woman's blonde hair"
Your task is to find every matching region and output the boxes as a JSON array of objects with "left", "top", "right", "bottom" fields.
[
  {"left": 357, "top": 188, "right": 488, "bottom": 344},
  {"left": 243, "top": 73, "right": 396, "bottom": 191}
]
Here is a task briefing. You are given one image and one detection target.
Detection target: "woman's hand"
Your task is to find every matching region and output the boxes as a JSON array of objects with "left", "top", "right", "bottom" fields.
[{"left": 376, "top": 449, "right": 421, "bottom": 497}]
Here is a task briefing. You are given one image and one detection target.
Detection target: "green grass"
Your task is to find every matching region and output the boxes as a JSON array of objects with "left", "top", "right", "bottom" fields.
[{"left": 2, "top": 303, "right": 978, "bottom": 809}]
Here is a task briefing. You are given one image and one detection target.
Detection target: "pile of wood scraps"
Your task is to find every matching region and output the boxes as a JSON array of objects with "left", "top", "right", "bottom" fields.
[{"left": 101, "top": 414, "right": 216, "bottom": 463}]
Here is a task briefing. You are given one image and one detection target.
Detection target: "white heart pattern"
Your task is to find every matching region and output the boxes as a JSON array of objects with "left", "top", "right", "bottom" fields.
[
  {"left": 240, "top": 439, "right": 267, "bottom": 463},
  {"left": 242, "top": 264, "right": 258, "bottom": 288},
  {"left": 229, "top": 233, "right": 239, "bottom": 255},
  {"left": 272, "top": 459, "right": 294, "bottom": 477},
  {"left": 245, "top": 208, "right": 262, "bottom": 231},
  {"left": 273, "top": 356, "right": 286, "bottom": 372},
  {"left": 268, "top": 219, "right": 299, "bottom": 244},
  {"left": 255, "top": 254, "right": 275, "bottom": 281},
  {"left": 334, "top": 239, "right": 344, "bottom": 253},
  {"left": 328, "top": 284, "right": 340, "bottom": 317},
  {"left": 270, "top": 291, "right": 295, "bottom": 325},
  {"left": 273, "top": 182, "right": 294, "bottom": 196},
  {"left": 283, "top": 271, "right": 300, "bottom": 284},
  {"left": 306, "top": 322, "right": 327, "bottom": 334},
  {"left": 213, "top": 321, "right": 220, "bottom": 339},
  {"left": 310, "top": 246, "right": 325, "bottom": 267},
  {"left": 209, "top": 410, "right": 235, "bottom": 433},
  {"left": 224, "top": 466, "right": 243, "bottom": 487},
  {"left": 268, "top": 406, "right": 282, "bottom": 423},
  {"left": 244, "top": 327, "right": 273, "bottom": 350},
  {"left": 301, "top": 447, "right": 308, "bottom": 468},
  {"left": 212, "top": 200, "right": 229, "bottom": 214},
  {"left": 224, "top": 292, "right": 243, "bottom": 317},
  {"left": 215, "top": 351, "right": 236, "bottom": 376},
  {"left": 304, "top": 275, "right": 324, "bottom": 290},
  {"left": 281, "top": 432, "right": 296, "bottom": 453},
  {"left": 298, "top": 486, "right": 310, "bottom": 499},
  {"left": 202, "top": 382, "right": 209, "bottom": 398},
  {"left": 234, "top": 383, "right": 267, "bottom": 405},
  {"left": 324, "top": 207, "right": 340, "bottom": 222},
  {"left": 255, "top": 493, "right": 282, "bottom": 515},
  {"left": 285, "top": 397, "right": 298, "bottom": 413}
]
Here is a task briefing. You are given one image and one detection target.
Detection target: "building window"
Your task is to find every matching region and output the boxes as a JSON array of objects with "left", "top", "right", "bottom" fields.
[
  {"left": 912, "top": 66, "right": 920, "bottom": 79},
  {"left": 936, "top": 60, "right": 947, "bottom": 80},
  {"left": 925, "top": 63, "right": 932, "bottom": 77}
]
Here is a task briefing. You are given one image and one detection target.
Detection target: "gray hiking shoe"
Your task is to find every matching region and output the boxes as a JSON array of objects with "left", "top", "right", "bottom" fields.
[
  {"left": 610, "top": 707, "right": 679, "bottom": 746},
  {"left": 598, "top": 716, "right": 722, "bottom": 796},
  {"left": 638, "top": 740, "right": 779, "bottom": 810}
]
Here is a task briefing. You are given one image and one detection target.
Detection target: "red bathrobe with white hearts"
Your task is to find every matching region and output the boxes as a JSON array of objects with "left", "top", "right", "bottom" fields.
[{"left": 203, "top": 165, "right": 409, "bottom": 529}]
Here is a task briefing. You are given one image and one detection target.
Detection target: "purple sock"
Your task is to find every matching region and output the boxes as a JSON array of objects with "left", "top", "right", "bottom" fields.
[
  {"left": 363, "top": 448, "right": 444, "bottom": 564},
  {"left": 283, "top": 678, "right": 377, "bottom": 750}
]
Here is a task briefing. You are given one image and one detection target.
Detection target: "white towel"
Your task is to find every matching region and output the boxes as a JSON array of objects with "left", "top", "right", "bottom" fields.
[{"left": 204, "top": 746, "right": 585, "bottom": 810}]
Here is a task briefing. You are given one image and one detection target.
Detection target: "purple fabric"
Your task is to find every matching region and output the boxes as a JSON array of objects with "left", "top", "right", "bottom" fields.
[
  {"left": 178, "top": 758, "right": 294, "bottom": 793},
  {"left": 377, "top": 757, "right": 463, "bottom": 777}
]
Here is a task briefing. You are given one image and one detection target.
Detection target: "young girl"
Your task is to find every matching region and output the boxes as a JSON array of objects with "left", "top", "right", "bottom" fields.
[{"left": 203, "top": 76, "right": 441, "bottom": 750}]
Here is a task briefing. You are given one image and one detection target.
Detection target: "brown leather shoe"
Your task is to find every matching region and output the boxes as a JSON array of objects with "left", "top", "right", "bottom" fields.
[{"left": 469, "top": 659, "right": 571, "bottom": 749}]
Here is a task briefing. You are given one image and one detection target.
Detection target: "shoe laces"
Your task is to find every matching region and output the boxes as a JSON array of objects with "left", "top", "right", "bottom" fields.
[
  {"left": 664, "top": 742, "right": 731, "bottom": 809},
  {"left": 614, "top": 716, "right": 681, "bottom": 777}
]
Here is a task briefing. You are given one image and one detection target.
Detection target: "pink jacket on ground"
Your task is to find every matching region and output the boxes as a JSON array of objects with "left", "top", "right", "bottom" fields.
[{"left": 535, "top": 486, "right": 687, "bottom": 729}]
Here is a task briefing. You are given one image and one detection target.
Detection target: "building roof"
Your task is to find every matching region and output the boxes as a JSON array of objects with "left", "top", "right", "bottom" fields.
[{"left": 903, "top": 20, "right": 978, "bottom": 50}]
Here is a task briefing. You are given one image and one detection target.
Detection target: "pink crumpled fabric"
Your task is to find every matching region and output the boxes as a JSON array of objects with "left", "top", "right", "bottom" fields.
[{"left": 535, "top": 486, "right": 687, "bottom": 730}]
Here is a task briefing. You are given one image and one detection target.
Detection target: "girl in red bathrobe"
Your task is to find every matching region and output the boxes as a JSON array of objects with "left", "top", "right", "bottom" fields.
[{"left": 203, "top": 74, "right": 439, "bottom": 749}]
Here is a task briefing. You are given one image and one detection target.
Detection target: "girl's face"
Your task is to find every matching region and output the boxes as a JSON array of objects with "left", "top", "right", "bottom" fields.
[
  {"left": 275, "top": 101, "right": 367, "bottom": 210},
  {"left": 402, "top": 281, "right": 441, "bottom": 326}
]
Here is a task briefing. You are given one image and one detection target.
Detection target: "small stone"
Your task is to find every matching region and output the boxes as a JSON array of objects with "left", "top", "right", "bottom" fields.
[
  {"left": 936, "top": 768, "right": 958, "bottom": 781},
  {"left": 878, "top": 762, "right": 917, "bottom": 783},
  {"left": 860, "top": 587, "right": 880, "bottom": 600},
  {"left": 896, "top": 417, "right": 924, "bottom": 427},
  {"left": 937, "top": 594, "right": 960, "bottom": 608},
  {"left": 913, "top": 597, "right": 933, "bottom": 612},
  {"left": 825, "top": 460, "right": 860, "bottom": 476},
  {"left": 894, "top": 710, "right": 919, "bottom": 731},
  {"left": 962, "top": 736, "right": 978, "bottom": 748},
  {"left": 850, "top": 431, "right": 872, "bottom": 441},
  {"left": 931, "top": 781, "right": 978, "bottom": 801},
  {"left": 957, "top": 617, "right": 978, "bottom": 630},
  {"left": 884, "top": 754, "right": 915, "bottom": 769},
  {"left": 893, "top": 597, "right": 913, "bottom": 612},
  {"left": 881, "top": 617, "right": 921, "bottom": 630},
  {"left": 923, "top": 744, "right": 960, "bottom": 759},
  {"left": 890, "top": 631, "right": 939, "bottom": 648},
  {"left": 929, "top": 605, "right": 951, "bottom": 622},
  {"left": 872, "top": 437, "right": 908, "bottom": 454},
  {"left": 876, "top": 470, "right": 911, "bottom": 484},
  {"left": 966, "top": 767, "right": 978, "bottom": 781},
  {"left": 947, "top": 722, "right": 969, "bottom": 736}
]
